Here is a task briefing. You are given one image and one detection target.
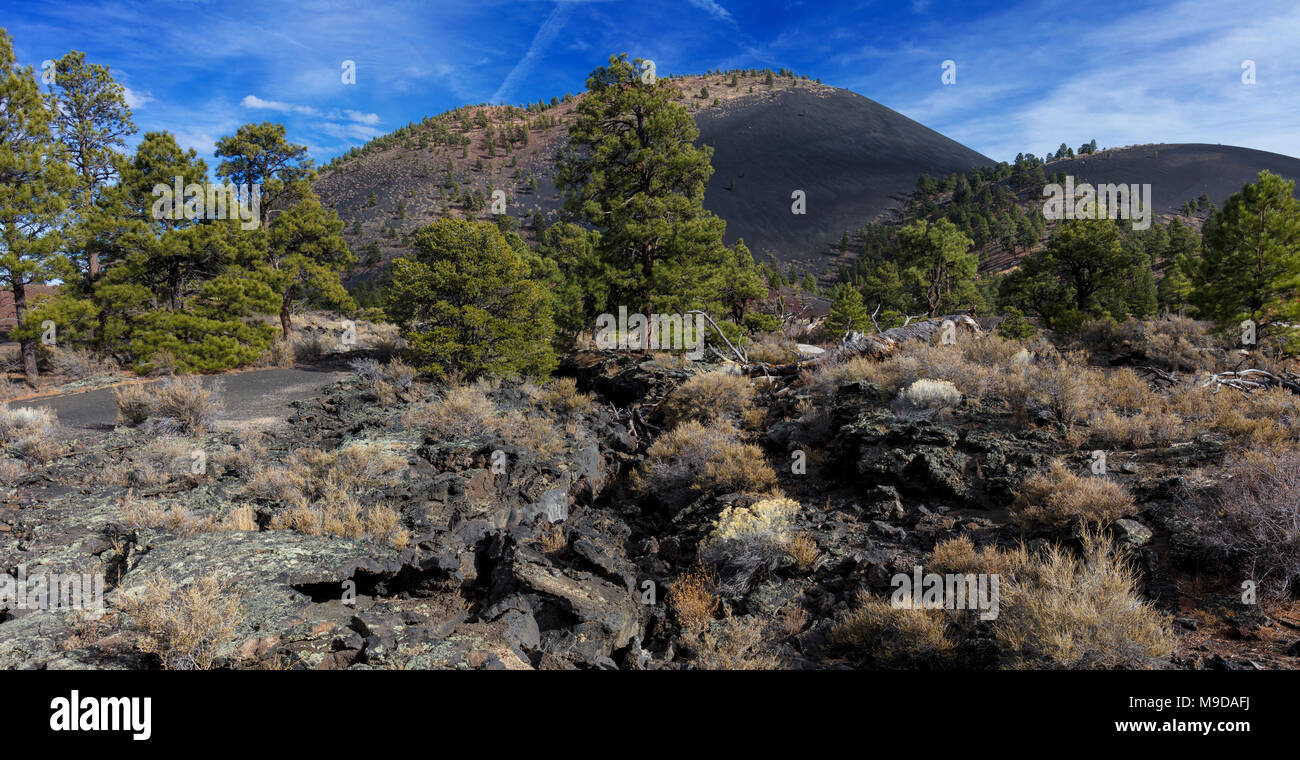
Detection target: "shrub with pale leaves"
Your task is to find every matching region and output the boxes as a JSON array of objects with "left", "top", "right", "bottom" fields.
[
  {"left": 0, "top": 405, "right": 60, "bottom": 463},
  {"left": 700, "top": 497, "right": 800, "bottom": 591},
  {"left": 899, "top": 378, "right": 961, "bottom": 409}
]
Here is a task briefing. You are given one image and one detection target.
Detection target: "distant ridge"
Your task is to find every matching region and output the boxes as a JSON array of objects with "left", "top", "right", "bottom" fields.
[{"left": 1041, "top": 142, "right": 1300, "bottom": 215}]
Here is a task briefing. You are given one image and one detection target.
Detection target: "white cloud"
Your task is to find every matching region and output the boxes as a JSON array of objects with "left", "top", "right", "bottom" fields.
[
  {"left": 242, "top": 95, "right": 381, "bottom": 129},
  {"left": 491, "top": 1, "right": 575, "bottom": 104},
  {"left": 342, "top": 109, "right": 380, "bottom": 125},
  {"left": 686, "top": 0, "right": 734, "bottom": 24},
  {"left": 240, "top": 94, "right": 320, "bottom": 116},
  {"left": 882, "top": 0, "right": 1300, "bottom": 161},
  {"left": 318, "top": 121, "right": 384, "bottom": 141},
  {"left": 173, "top": 128, "right": 219, "bottom": 156},
  {"left": 122, "top": 86, "right": 154, "bottom": 109}
]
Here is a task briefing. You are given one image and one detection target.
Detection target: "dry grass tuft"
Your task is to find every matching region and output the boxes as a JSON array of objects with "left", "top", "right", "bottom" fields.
[
  {"left": 121, "top": 492, "right": 222, "bottom": 536},
  {"left": 212, "top": 431, "right": 266, "bottom": 477},
  {"left": 669, "top": 564, "right": 721, "bottom": 632},
  {"left": 1077, "top": 316, "right": 1218, "bottom": 373},
  {"left": 1191, "top": 444, "right": 1300, "bottom": 598},
  {"left": 537, "top": 520, "right": 567, "bottom": 554},
  {"left": 1024, "top": 355, "right": 1101, "bottom": 427},
  {"left": 539, "top": 377, "right": 593, "bottom": 417},
  {"left": 111, "top": 383, "right": 152, "bottom": 426},
  {"left": 352, "top": 356, "right": 415, "bottom": 401},
  {"left": 899, "top": 378, "right": 961, "bottom": 409},
  {"left": 220, "top": 504, "right": 259, "bottom": 532},
  {"left": 404, "top": 380, "right": 570, "bottom": 457},
  {"left": 48, "top": 346, "right": 117, "bottom": 379},
  {"left": 659, "top": 371, "right": 755, "bottom": 427},
  {"left": 994, "top": 530, "right": 1174, "bottom": 669},
  {"left": 830, "top": 592, "right": 957, "bottom": 668},
  {"left": 1088, "top": 408, "right": 1182, "bottom": 448},
  {"left": 117, "top": 572, "right": 243, "bottom": 670},
  {"left": 383, "top": 357, "right": 416, "bottom": 390},
  {"left": 113, "top": 377, "right": 223, "bottom": 434},
  {"left": 292, "top": 331, "right": 333, "bottom": 363},
  {"left": 1011, "top": 460, "right": 1134, "bottom": 529},
  {"left": 746, "top": 332, "right": 801, "bottom": 364},
  {"left": 242, "top": 443, "right": 409, "bottom": 548},
  {"left": 267, "top": 488, "right": 408, "bottom": 549},
  {"left": 835, "top": 531, "right": 1172, "bottom": 669},
  {"left": 635, "top": 421, "right": 778, "bottom": 499},
  {"left": 927, "top": 535, "right": 1030, "bottom": 578},
  {"left": 775, "top": 601, "right": 810, "bottom": 637},
  {"left": 98, "top": 437, "right": 211, "bottom": 490},
  {"left": 404, "top": 382, "right": 500, "bottom": 439},
  {"left": 0, "top": 405, "right": 57, "bottom": 438},
  {"left": 0, "top": 457, "right": 27, "bottom": 483},
  {"left": 257, "top": 339, "right": 297, "bottom": 368},
  {"left": 0, "top": 405, "right": 61, "bottom": 464},
  {"left": 692, "top": 617, "right": 780, "bottom": 670},
  {"left": 788, "top": 534, "right": 820, "bottom": 571}
]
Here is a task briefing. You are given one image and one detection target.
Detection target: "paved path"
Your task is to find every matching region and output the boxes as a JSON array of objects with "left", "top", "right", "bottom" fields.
[{"left": 8, "top": 367, "right": 349, "bottom": 436}]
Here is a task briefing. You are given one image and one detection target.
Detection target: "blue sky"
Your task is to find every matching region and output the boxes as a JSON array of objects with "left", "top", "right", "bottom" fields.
[{"left": 5, "top": 0, "right": 1298, "bottom": 167}]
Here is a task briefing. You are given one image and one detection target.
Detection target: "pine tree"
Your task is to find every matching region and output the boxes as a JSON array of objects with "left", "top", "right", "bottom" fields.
[
  {"left": 1041, "top": 220, "right": 1128, "bottom": 314},
  {"left": 47, "top": 50, "right": 135, "bottom": 281},
  {"left": 1191, "top": 170, "right": 1300, "bottom": 344},
  {"left": 555, "top": 54, "right": 750, "bottom": 319},
  {"left": 718, "top": 239, "right": 766, "bottom": 323},
  {"left": 105, "top": 218, "right": 280, "bottom": 373},
  {"left": 1158, "top": 218, "right": 1201, "bottom": 313},
  {"left": 897, "top": 218, "right": 978, "bottom": 316},
  {"left": 217, "top": 123, "right": 352, "bottom": 336},
  {"left": 93, "top": 132, "right": 279, "bottom": 372},
  {"left": 827, "top": 282, "right": 869, "bottom": 337},
  {"left": 996, "top": 306, "right": 1036, "bottom": 340},
  {"left": 999, "top": 219, "right": 1155, "bottom": 332},
  {"left": 214, "top": 122, "right": 313, "bottom": 229},
  {"left": 1157, "top": 255, "right": 1194, "bottom": 313},
  {"left": 267, "top": 195, "right": 356, "bottom": 337},
  {"left": 0, "top": 30, "right": 76, "bottom": 383},
  {"left": 858, "top": 259, "right": 909, "bottom": 315},
  {"left": 386, "top": 218, "right": 556, "bottom": 379},
  {"left": 537, "top": 221, "right": 607, "bottom": 344}
]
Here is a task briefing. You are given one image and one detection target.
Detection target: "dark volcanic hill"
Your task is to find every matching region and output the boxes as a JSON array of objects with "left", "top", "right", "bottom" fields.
[
  {"left": 312, "top": 72, "right": 994, "bottom": 282},
  {"left": 698, "top": 87, "right": 994, "bottom": 269},
  {"left": 1042, "top": 142, "right": 1300, "bottom": 215}
]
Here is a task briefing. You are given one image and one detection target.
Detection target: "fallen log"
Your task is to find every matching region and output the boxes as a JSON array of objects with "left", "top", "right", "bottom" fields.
[
  {"left": 1137, "top": 365, "right": 1179, "bottom": 388},
  {"left": 742, "top": 314, "right": 983, "bottom": 377},
  {"left": 1202, "top": 369, "right": 1300, "bottom": 395}
]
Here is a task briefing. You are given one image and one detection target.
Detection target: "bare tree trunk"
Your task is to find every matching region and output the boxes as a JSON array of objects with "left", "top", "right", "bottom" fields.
[
  {"left": 280, "top": 284, "right": 296, "bottom": 338},
  {"left": 12, "top": 281, "right": 38, "bottom": 386}
]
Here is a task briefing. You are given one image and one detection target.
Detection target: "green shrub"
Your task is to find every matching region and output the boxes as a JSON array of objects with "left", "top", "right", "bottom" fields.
[
  {"left": 742, "top": 312, "right": 781, "bottom": 333},
  {"left": 996, "top": 307, "right": 1036, "bottom": 341},
  {"left": 386, "top": 219, "right": 556, "bottom": 380}
]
